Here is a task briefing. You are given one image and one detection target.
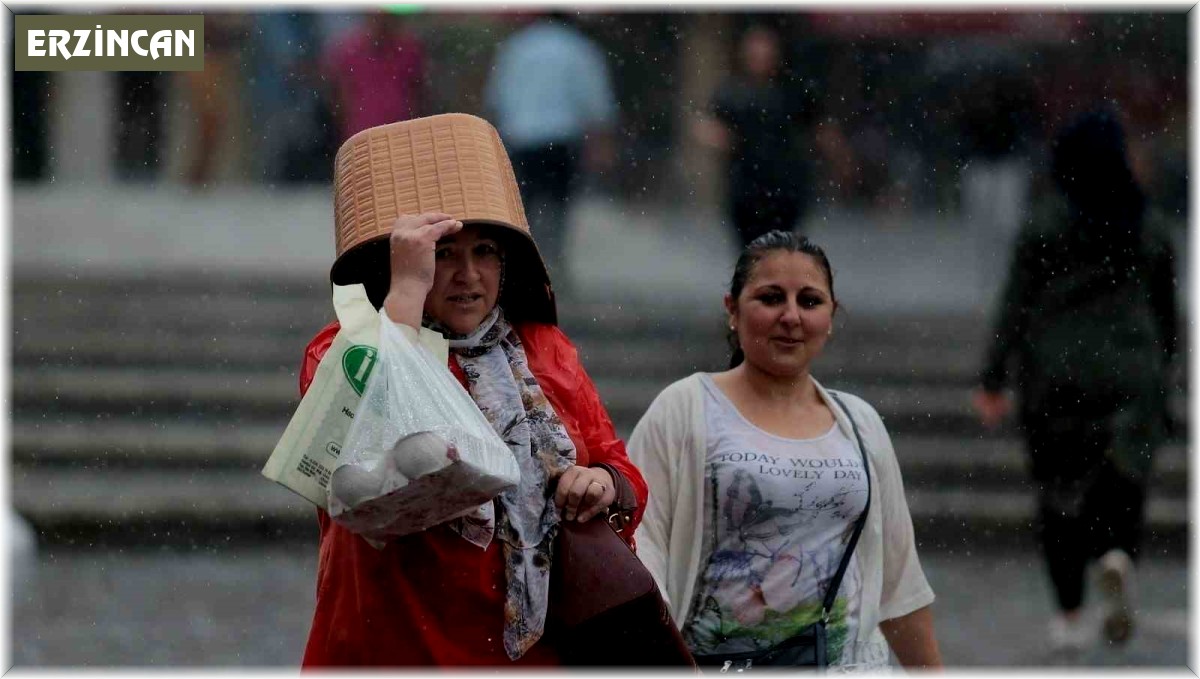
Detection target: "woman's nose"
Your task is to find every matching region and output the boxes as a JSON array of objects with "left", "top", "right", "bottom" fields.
[
  {"left": 780, "top": 302, "right": 802, "bottom": 325},
  {"left": 453, "top": 255, "right": 481, "bottom": 282}
]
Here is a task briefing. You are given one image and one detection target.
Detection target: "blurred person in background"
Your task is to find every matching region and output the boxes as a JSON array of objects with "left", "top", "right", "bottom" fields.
[
  {"left": 958, "top": 66, "right": 1036, "bottom": 306},
  {"left": 114, "top": 72, "right": 165, "bottom": 181},
  {"left": 322, "top": 11, "right": 428, "bottom": 143},
  {"left": 484, "top": 11, "right": 618, "bottom": 292},
  {"left": 693, "top": 25, "right": 814, "bottom": 248},
  {"left": 972, "top": 106, "right": 1178, "bottom": 655},
  {"left": 182, "top": 13, "right": 246, "bottom": 187},
  {"left": 9, "top": 9, "right": 50, "bottom": 181},
  {"left": 248, "top": 12, "right": 336, "bottom": 184},
  {"left": 12, "top": 69, "right": 50, "bottom": 181},
  {"left": 110, "top": 5, "right": 169, "bottom": 182},
  {"left": 629, "top": 231, "right": 942, "bottom": 671}
]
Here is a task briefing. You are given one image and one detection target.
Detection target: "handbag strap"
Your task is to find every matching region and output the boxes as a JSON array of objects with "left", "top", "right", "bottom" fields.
[
  {"left": 591, "top": 462, "right": 637, "bottom": 533},
  {"left": 821, "top": 391, "right": 872, "bottom": 622}
]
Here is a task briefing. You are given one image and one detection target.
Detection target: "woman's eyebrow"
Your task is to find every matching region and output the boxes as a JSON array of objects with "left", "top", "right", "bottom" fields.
[
  {"left": 750, "top": 283, "right": 824, "bottom": 292},
  {"left": 749, "top": 283, "right": 783, "bottom": 293}
]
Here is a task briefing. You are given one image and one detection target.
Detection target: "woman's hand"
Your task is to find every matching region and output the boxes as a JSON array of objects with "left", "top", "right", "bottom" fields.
[
  {"left": 382, "top": 213, "right": 462, "bottom": 329},
  {"left": 553, "top": 465, "right": 616, "bottom": 523},
  {"left": 971, "top": 388, "right": 1012, "bottom": 430}
]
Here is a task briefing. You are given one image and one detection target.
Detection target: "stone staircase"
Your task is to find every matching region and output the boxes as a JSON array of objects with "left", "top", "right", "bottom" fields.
[{"left": 12, "top": 271, "right": 1188, "bottom": 553}]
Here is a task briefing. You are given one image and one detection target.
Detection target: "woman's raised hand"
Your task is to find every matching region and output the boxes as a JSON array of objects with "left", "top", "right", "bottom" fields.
[
  {"left": 971, "top": 388, "right": 1012, "bottom": 430},
  {"left": 382, "top": 213, "right": 462, "bottom": 328},
  {"left": 553, "top": 465, "right": 616, "bottom": 523}
]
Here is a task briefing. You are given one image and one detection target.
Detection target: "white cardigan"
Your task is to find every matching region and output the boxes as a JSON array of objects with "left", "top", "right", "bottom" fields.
[{"left": 628, "top": 373, "right": 935, "bottom": 653}]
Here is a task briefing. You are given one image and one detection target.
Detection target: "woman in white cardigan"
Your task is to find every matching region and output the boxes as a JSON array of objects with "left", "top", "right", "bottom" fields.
[{"left": 629, "top": 231, "right": 942, "bottom": 671}]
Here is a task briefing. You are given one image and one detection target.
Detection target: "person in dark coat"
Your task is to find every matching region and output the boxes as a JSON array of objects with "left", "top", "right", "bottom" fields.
[
  {"left": 972, "top": 107, "right": 1178, "bottom": 653},
  {"left": 693, "top": 25, "right": 813, "bottom": 248}
]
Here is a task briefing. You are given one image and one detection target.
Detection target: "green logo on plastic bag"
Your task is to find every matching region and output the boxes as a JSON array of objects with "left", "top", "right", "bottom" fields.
[{"left": 342, "top": 345, "right": 378, "bottom": 396}]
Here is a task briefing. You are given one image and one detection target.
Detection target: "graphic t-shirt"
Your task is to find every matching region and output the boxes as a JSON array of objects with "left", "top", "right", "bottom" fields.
[{"left": 682, "top": 375, "right": 869, "bottom": 666}]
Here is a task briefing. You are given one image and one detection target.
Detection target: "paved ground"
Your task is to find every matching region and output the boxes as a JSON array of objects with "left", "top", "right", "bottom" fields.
[{"left": 9, "top": 543, "right": 1188, "bottom": 669}]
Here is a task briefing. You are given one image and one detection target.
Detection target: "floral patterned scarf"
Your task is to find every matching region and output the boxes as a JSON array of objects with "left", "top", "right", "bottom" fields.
[{"left": 426, "top": 306, "right": 576, "bottom": 660}]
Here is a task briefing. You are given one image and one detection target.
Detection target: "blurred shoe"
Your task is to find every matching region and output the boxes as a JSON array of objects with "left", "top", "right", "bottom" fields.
[
  {"left": 1099, "top": 548, "right": 1135, "bottom": 644},
  {"left": 1047, "top": 611, "right": 1091, "bottom": 654}
]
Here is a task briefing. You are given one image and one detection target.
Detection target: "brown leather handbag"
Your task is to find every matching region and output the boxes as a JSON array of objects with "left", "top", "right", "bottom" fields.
[{"left": 547, "top": 464, "right": 697, "bottom": 668}]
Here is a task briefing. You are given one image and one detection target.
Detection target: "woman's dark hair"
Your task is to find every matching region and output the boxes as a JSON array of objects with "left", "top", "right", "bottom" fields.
[
  {"left": 1050, "top": 105, "right": 1146, "bottom": 253},
  {"left": 727, "top": 230, "right": 836, "bottom": 369}
]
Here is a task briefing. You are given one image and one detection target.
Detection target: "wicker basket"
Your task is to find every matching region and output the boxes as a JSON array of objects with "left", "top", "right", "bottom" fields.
[{"left": 329, "top": 113, "right": 555, "bottom": 324}]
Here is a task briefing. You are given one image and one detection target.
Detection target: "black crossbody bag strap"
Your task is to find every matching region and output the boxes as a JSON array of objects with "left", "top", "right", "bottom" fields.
[{"left": 821, "top": 392, "right": 872, "bottom": 622}]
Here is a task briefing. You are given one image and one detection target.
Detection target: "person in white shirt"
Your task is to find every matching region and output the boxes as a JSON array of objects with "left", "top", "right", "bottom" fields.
[
  {"left": 483, "top": 12, "right": 617, "bottom": 290},
  {"left": 628, "top": 230, "right": 942, "bottom": 671}
]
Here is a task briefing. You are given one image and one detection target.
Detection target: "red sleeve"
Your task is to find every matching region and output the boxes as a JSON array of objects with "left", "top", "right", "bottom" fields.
[
  {"left": 516, "top": 323, "right": 649, "bottom": 537},
  {"left": 300, "top": 320, "right": 341, "bottom": 397}
]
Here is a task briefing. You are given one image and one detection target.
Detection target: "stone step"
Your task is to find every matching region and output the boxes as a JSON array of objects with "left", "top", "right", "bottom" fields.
[
  {"left": 13, "top": 272, "right": 992, "bottom": 340},
  {"left": 13, "top": 271, "right": 1005, "bottom": 383},
  {"left": 15, "top": 352, "right": 1183, "bottom": 429},
  {"left": 12, "top": 368, "right": 304, "bottom": 419},
  {"left": 12, "top": 319, "right": 987, "bottom": 386},
  {"left": 13, "top": 465, "right": 1186, "bottom": 552},
  {"left": 14, "top": 274, "right": 1184, "bottom": 391},
  {"left": 12, "top": 420, "right": 286, "bottom": 469},
  {"left": 9, "top": 381, "right": 1022, "bottom": 440},
  {"left": 10, "top": 367, "right": 995, "bottom": 422},
  {"left": 13, "top": 466, "right": 311, "bottom": 549},
  {"left": 14, "top": 369, "right": 1186, "bottom": 458},
  {"left": 894, "top": 437, "right": 1188, "bottom": 496},
  {"left": 905, "top": 488, "right": 1188, "bottom": 554},
  {"left": 594, "top": 380, "right": 1187, "bottom": 440},
  {"left": 12, "top": 415, "right": 1187, "bottom": 497},
  {"left": 13, "top": 274, "right": 727, "bottom": 340}
]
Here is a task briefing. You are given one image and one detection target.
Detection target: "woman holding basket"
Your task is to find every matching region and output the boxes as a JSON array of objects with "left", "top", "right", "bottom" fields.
[{"left": 297, "top": 114, "right": 649, "bottom": 666}]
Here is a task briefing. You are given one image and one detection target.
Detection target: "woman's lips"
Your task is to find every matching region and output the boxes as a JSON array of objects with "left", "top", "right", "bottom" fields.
[{"left": 447, "top": 293, "right": 483, "bottom": 304}]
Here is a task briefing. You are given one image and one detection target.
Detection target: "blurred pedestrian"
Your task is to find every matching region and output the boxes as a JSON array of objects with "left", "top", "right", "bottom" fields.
[
  {"left": 959, "top": 66, "right": 1036, "bottom": 305},
  {"left": 248, "top": 12, "right": 335, "bottom": 184},
  {"left": 483, "top": 11, "right": 618, "bottom": 291},
  {"left": 972, "top": 107, "right": 1178, "bottom": 654},
  {"left": 693, "top": 25, "right": 813, "bottom": 248},
  {"left": 181, "top": 13, "right": 246, "bottom": 187},
  {"left": 12, "top": 69, "right": 50, "bottom": 181},
  {"left": 114, "top": 72, "right": 165, "bottom": 181},
  {"left": 629, "top": 230, "right": 942, "bottom": 671},
  {"left": 110, "top": 6, "right": 168, "bottom": 183},
  {"left": 321, "top": 11, "right": 427, "bottom": 144}
]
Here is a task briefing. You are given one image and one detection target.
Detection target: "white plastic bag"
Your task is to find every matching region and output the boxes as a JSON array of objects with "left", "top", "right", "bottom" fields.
[
  {"left": 262, "top": 284, "right": 379, "bottom": 507},
  {"left": 327, "top": 313, "right": 520, "bottom": 545}
]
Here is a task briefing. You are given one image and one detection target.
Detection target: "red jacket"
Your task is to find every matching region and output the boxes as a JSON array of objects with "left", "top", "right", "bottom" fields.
[{"left": 298, "top": 320, "right": 648, "bottom": 667}]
